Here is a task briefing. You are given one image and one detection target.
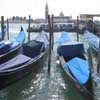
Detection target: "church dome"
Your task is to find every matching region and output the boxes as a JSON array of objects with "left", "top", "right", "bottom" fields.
[{"left": 59, "top": 11, "right": 64, "bottom": 17}]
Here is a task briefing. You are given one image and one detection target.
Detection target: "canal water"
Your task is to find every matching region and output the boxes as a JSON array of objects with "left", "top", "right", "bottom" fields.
[{"left": 0, "top": 23, "right": 99, "bottom": 100}]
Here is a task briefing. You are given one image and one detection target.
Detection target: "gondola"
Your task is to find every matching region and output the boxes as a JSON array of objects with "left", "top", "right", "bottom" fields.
[
  {"left": 0, "top": 28, "right": 26, "bottom": 63},
  {"left": 84, "top": 30, "right": 100, "bottom": 53},
  {"left": 0, "top": 31, "right": 49, "bottom": 89},
  {"left": 57, "top": 31, "right": 98, "bottom": 100}
]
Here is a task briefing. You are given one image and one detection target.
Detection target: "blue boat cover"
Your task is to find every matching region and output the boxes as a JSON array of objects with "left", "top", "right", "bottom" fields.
[
  {"left": 0, "top": 32, "right": 2, "bottom": 39},
  {"left": 0, "top": 40, "right": 14, "bottom": 54},
  {"left": 34, "top": 31, "right": 49, "bottom": 48},
  {"left": 64, "top": 57, "right": 89, "bottom": 85},
  {"left": 0, "top": 31, "right": 26, "bottom": 54},
  {"left": 23, "top": 40, "right": 45, "bottom": 58},
  {"left": 0, "top": 40, "right": 11, "bottom": 48},
  {"left": 64, "top": 57, "right": 98, "bottom": 86},
  {"left": 15, "top": 31, "right": 26, "bottom": 44},
  {"left": 84, "top": 30, "right": 100, "bottom": 52},
  {"left": 57, "top": 43, "right": 85, "bottom": 57},
  {"left": 57, "top": 31, "right": 85, "bottom": 57},
  {"left": 0, "top": 54, "right": 31, "bottom": 71},
  {"left": 57, "top": 31, "right": 70, "bottom": 47}
]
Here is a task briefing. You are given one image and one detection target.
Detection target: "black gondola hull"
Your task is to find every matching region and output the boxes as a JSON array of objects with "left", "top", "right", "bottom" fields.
[
  {"left": 58, "top": 56, "right": 94, "bottom": 100},
  {"left": 0, "top": 45, "right": 21, "bottom": 64},
  {"left": 0, "top": 51, "right": 48, "bottom": 89}
]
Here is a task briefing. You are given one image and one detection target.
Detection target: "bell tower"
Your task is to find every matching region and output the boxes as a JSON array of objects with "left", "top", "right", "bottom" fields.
[{"left": 45, "top": 1, "right": 49, "bottom": 22}]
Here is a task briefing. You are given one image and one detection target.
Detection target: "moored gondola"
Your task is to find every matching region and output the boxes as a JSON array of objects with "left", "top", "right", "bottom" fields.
[
  {"left": 57, "top": 31, "right": 98, "bottom": 100},
  {"left": 84, "top": 30, "right": 100, "bottom": 53},
  {"left": 0, "top": 31, "right": 49, "bottom": 89},
  {"left": 0, "top": 28, "right": 26, "bottom": 63}
]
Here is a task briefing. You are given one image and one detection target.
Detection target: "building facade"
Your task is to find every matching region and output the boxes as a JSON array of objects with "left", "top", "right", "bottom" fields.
[{"left": 45, "top": 3, "right": 73, "bottom": 23}]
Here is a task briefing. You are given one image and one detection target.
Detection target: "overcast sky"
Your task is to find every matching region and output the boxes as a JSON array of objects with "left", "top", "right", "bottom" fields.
[{"left": 1, "top": 0, "right": 100, "bottom": 19}]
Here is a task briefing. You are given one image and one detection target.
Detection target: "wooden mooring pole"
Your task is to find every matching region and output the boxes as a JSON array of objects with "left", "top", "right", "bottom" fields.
[
  {"left": 88, "top": 45, "right": 95, "bottom": 99},
  {"left": 1, "top": 16, "right": 5, "bottom": 40},
  {"left": 97, "top": 39, "right": 100, "bottom": 73},
  {"left": 77, "top": 16, "right": 79, "bottom": 42},
  {"left": 51, "top": 14, "right": 54, "bottom": 50},
  {"left": 48, "top": 14, "right": 52, "bottom": 73},
  {"left": 28, "top": 15, "right": 31, "bottom": 42},
  {"left": 7, "top": 19, "right": 9, "bottom": 40}
]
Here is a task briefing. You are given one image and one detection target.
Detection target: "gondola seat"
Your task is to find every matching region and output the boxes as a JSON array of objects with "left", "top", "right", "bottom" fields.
[
  {"left": 23, "top": 40, "right": 45, "bottom": 58},
  {"left": 0, "top": 54, "right": 31, "bottom": 71}
]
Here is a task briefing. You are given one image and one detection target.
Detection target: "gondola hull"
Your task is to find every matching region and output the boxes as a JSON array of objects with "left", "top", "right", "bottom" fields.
[
  {"left": 57, "top": 31, "right": 95, "bottom": 100},
  {"left": 0, "top": 45, "right": 21, "bottom": 64},
  {"left": 84, "top": 30, "right": 100, "bottom": 53},
  {"left": 58, "top": 56, "right": 94, "bottom": 100},
  {"left": 0, "top": 30, "right": 26, "bottom": 64},
  {"left": 0, "top": 31, "right": 49, "bottom": 89},
  {"left": 0, "top": 50, "right": 48, "bottom": 89}
]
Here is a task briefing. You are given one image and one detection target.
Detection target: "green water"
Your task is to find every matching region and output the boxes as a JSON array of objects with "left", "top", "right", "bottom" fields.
[{"left": 0, "top": 23, "right": 99, "bottom": 100}]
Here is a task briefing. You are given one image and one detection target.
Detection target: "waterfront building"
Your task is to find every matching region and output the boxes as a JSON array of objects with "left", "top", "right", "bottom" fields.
[
  {"left": 30, "top": 2, "right": 75, "bottom": 32},
  {"left": 34, "top": 18, "right": 46, "bottom": 23},
  {"left": 79, "top": 14, "right": 100, "bottom": 34},
  {"left": 80, "top": 14, "right": 93, "bottom": 22},
  {"left": 53, "top": 13, "right": 73, "bottom": 23},
  {"left": 45, "top": 2, "right": 73, "bottom": 23},
  {"left": 7, "top": 16, "right": 28, "bottom": 23}
]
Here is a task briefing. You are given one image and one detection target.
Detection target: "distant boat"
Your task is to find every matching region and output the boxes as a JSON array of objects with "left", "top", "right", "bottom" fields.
[
  {"left": 84, "top": 30, "right": 100, "bottom": 53},
  {"left": 0, "top": 28, "right": 26, "bottom": 63},
  {"left": 57, "top": 31, "right": 98, "bottom": 100},
  {"left": 0, "top": 31, "right": 49, "bottom": 89}
]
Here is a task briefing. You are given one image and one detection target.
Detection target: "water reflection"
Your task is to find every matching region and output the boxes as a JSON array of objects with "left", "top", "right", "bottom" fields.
[{"left": 0, "top": 57, "right": 47, "bottom": 100}]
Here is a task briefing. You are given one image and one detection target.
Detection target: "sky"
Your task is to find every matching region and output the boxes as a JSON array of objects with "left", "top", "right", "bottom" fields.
[{"left": 1, "top": 0, "right": 100, "bottom": 19}]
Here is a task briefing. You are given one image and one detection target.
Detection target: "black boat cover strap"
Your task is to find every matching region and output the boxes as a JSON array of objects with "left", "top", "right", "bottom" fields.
[{"left": 0, "top": 54, "right": 31, "bottom": 71}]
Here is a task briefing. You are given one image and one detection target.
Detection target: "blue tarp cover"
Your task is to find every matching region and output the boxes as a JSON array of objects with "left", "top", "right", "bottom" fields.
[
  {"left": 64, "top": 57, "right": 89, "bottom": 85},
  {"left": 84, "top": 30, "right": 100, "bottom": 52},
  {"left": 0, "top": 32, "right": 2, "bottom": 39},
  {"left": 57, "top": 31, "right": 85, "bottom": 56},
  {"left": 0, "top": 31, "right": 26, "bottom": 54},
  {"left": 0, "top": 40, "right": 14, "bottom": 54},
  {"left": 34, "top": 31, "right": 49, "bottom": 48},
  {"left": 0, "top": 54, "right": 31, "bottom": 71},
  {"left": 57, "top": 43, "right": 84, "bottom": 57},
  {"left": 57, "top": 31, "right": 70, "bottom": 47},
  {"left": 15, "top": 31, "right": 26, "bottom": 44}
]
